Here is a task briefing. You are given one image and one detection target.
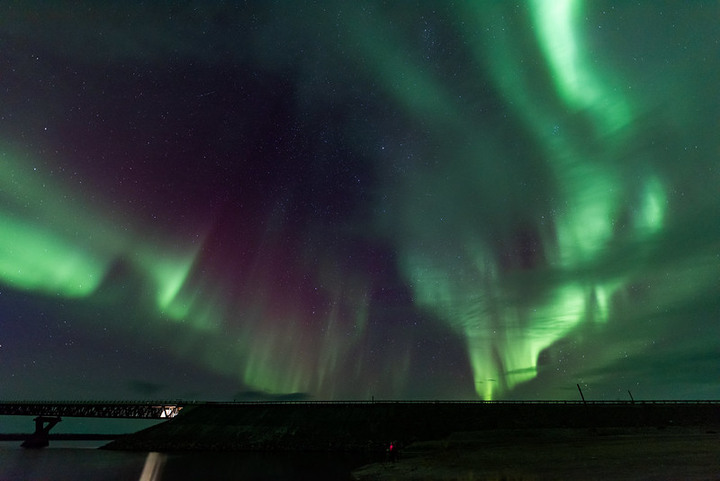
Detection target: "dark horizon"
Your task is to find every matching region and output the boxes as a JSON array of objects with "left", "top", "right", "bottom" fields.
[{"left": 2, "top": 398, "right": 718, "bottom": 436}]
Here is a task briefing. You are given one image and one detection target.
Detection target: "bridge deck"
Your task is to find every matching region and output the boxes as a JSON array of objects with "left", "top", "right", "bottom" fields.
[
  {"left": 0, "top": 399, "right": 716, "bottom": 420},
  {"left": 0, "top": 401, "right": 182, "bottom": 419}
]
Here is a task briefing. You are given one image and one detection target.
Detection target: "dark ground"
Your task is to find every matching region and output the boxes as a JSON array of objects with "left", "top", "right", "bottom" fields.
[
  {"left": 351, "top": 426, "right": 720, "bottom": 480},
  {"left": 104, "top": 402, "right": 720, "bottom": 453}
]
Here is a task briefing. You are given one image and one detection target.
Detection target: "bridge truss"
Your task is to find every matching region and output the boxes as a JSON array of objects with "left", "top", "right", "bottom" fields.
[{"left": 0, "top": 401, "right": 182, "bottom": 419}]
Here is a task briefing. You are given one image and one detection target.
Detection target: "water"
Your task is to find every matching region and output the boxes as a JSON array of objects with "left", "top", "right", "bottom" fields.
[{"left": 0, "top": 442, "right": 377, "bottom": 480}]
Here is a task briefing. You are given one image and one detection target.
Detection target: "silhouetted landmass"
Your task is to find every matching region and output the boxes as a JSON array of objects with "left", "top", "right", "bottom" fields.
[{"left": 103, "top": 401, "right": 719, "bottom": 452}]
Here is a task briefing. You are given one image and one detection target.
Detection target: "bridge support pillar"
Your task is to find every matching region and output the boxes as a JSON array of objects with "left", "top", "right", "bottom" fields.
[{"left": 22, "top": 416, "right": 62, "bottom": 448}]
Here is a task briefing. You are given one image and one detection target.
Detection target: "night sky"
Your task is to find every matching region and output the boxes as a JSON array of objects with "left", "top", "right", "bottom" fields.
[{"left": 1, "top": 1, "right": 719, "bottom": 403}]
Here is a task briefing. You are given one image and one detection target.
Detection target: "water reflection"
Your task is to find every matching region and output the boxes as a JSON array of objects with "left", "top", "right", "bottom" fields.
[
  {"left": 0, "top": 442, "right": 377, "bottom": 481},
  {"left": 138, "top": 452, "right": 165, "bottom": 481}
]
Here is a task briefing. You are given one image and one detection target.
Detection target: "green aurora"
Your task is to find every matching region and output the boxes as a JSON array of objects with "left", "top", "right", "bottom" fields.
[{"left": 0, "top": 1, "right": 718, "bottom": 401}]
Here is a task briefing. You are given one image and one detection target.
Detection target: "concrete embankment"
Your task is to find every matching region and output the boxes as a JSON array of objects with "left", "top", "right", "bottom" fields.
[{"left": 103, "top": 402, "right": 719, "bottom": 452}]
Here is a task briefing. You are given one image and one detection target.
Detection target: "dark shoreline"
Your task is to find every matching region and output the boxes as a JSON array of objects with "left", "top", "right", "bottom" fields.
[
  {"left": 103, "top": 401, "right": 720, "bottom": 452},
  {"left": 0, "top": 433, "right": 119, "bottom": 441}
]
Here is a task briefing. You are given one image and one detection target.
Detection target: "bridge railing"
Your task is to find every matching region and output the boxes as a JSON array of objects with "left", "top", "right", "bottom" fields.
[
  {"left": 0, "top": 401, "right": 183, "bottom": 419},
  {"left": 1, "top": 399, "right": 717, "bottom": 419},
  {"left": 199, "top": 399, "right": 720, "bottom": 406}
]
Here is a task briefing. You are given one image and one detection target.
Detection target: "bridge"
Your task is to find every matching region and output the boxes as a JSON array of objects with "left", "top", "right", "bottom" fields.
[
  {"left": 0, "top": 401, "right": 183, "bottom": 448},
  {"left": 0, "top": 401, "right": 183, "bottom": 419},
  {"left": 3, "top": 399, "right": 718, "bottom": 420}
]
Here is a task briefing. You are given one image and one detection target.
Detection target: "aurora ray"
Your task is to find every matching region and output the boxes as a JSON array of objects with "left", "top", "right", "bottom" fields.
[{"left": 0, "top": 0, "right": 717, "bottom": 403}]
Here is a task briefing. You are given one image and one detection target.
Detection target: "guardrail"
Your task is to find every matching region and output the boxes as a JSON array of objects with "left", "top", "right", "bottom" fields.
[
  {"left": 197, "top": 399, "right": 720, "bottom": 405},
  {"left": 0, "top": 401, "right": 182, "bottom": 419},
  {"left": 0, "top": 399, "right": 717, "bottom": 419}
]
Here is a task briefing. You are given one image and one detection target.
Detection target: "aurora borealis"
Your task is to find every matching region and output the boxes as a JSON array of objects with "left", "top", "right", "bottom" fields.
[{"left": 1, "top": 1, "right": 719, "bottom": 403}]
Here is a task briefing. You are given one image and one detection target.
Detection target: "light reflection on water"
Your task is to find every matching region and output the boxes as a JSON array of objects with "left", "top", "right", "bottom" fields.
[
  {"left": 138, "top": 452, "right": 165, "bottom": 481},
  {"left": 0, "top": 442, "right": 377, "bottom": 480}
]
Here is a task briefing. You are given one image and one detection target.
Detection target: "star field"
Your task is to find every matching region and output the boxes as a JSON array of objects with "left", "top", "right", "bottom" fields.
[{"left": 0, "top": 1, "right": 718, "bottom": 403}]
